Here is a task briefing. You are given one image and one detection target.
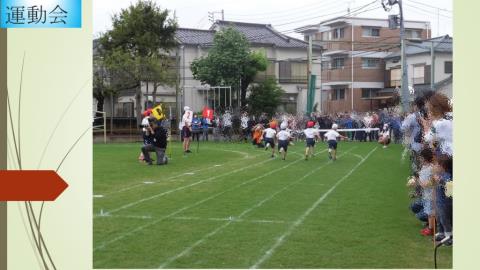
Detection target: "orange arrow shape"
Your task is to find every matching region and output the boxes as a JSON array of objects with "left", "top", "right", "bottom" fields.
[{"left": 0, "top": 170, "right": 68, "bottom": 201}]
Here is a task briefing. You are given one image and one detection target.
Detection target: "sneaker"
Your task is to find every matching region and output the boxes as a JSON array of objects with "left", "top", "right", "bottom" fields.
[
  {"left": 265, "top": 143, "right": 270, "bottom": 150},
  {"left": 421, "top": 228, "right": 433, "bottom": 236},
  {"left": 383, "top": 145, "right": 387, "bottom": 149},
  {"left": 328, "top": 152, "right": 332, "bottom": 160},
  {"left": 435, "top": 233, "right": 445, "bottom": 242},
  {"left": 279, "top": 147, "right": 284, "bottom": 153}
]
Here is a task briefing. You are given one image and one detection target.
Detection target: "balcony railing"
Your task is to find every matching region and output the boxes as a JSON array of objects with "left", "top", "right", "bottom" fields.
[{"left": 279, "top": 76, "right": 308, "bottom": 84}]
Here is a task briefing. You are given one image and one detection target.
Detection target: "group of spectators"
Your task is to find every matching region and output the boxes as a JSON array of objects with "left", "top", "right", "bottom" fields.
[{"left": 402, "top": 91, "right": 453, "bottom": 246}]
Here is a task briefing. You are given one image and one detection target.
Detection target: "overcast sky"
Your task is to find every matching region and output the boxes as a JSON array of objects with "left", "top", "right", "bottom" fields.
[{"left": 93, "top": 0, "right": 452, "bottom": 39}]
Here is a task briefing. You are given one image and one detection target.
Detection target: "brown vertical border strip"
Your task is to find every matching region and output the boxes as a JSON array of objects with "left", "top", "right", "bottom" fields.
[{"left": 0, "top": 28, "right": 7, "bottom": 270}]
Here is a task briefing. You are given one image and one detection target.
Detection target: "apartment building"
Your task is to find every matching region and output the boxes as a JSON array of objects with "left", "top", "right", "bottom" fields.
[{"left": 296, "top": 16, "right": 430, "bottom": 113}]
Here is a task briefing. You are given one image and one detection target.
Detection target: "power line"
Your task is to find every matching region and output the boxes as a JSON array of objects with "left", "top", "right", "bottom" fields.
[
  {"left": 273, "top": 0, "right": 379, "bottom": 27},
  {"left": 403, "top": 3, "right": 452, "bottom": 19},
  {"left": 228, "top": 1, "right": 342, "bottom": 22},
  {"left": 226, "top": 0, "right": 338, "bottom": 17},
  {"left": 406, "top": 0, "right": 452, "bottom": 13}
]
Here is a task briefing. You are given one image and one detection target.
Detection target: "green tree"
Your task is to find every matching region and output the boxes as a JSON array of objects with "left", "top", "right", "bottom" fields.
[
  {"left": 98, "top": 0, "right": 177, "bottom": 124},
  {"left": 191, "top": 27, "right": 267, "bottom": 107},
  {"left": 247, "top": 78, "right": 284, "bottom": 116}
]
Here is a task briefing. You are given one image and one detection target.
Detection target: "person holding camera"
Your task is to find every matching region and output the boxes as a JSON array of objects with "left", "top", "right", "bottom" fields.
[{"left": 141, "top": 119, "right": 169, "bottom": 165}]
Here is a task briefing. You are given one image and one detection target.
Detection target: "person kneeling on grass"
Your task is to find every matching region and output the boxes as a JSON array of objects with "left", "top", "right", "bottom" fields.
[
  {"left": 141, "top": 120, "right": 169, "bottom": 166},
  {"left": 276, "top": 123, "right": 291, "bottom": 160},
  {"left": 263, "top": 122, "right": 277, "bottom": 158},
  {"left": 303, "top": 120, "right": 319, "bottom": 160},
  {"left": 324, "top": 123, "right": 348, "bottom": 161}
]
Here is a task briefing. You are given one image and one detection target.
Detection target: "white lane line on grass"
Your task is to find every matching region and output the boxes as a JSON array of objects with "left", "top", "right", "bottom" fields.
[
  {"left": 157, "top": 148, "right": 354, "bottom": 268},
  {"left": 103, "top": 153, "right": 279, "bottom": 216},
  {"left": 100, "top": 148, "right": 261, "bottom": 196},
  {"left": 250, "top": 146, "right": 378, "bottom": 269},
  {"left": 95, "top": 214, "right": 289, "bottom": 224},
  {"left": 94, "top": 150, "right": 319, "bottom": 252}
]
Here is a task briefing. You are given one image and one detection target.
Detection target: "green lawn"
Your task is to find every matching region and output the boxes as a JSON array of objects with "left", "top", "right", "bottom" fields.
[{"left": 93, "top": 141, "right": 452, "bottom": 269}]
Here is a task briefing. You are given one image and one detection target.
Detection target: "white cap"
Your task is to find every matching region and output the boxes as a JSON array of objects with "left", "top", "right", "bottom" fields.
[
  {"left": 332, "top": 123, "right": 338, "bottom": 129},
  {"left": 280, "top": 123, "right": 287, "bottom": 130},
  {"left": 184, "top": 106, "right": 190, "bottom": 111}
]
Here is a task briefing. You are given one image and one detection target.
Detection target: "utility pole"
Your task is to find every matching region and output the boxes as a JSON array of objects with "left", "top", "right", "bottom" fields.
[
  {"left": 208, "top": 10, "right": 225, "bottom": 23},
  {"left": 431, "top": 41, "right": 435, "bottom": 91},
  {"left": 307, "top": 34, "right": 313, "bottom": 114},
  {"left": 175, "top": 48, "right": 181, "bottom": 129},
  {"left": 383, "top": 0, "right": 409, "bottom": 113}
]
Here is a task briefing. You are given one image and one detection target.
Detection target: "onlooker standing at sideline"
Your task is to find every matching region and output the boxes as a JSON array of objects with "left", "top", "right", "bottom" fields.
[
  {"left": 191, "top": 114, "right": 202, "bottom": 142},
  {"left": 241, "top": 112, "right": 249, "bottom": 143},
  {"left": 141, "top": 120, "right": 169, "bottom": 165},
  {"left": 201, "top": 116, "right": 210, "bottom": 141}
]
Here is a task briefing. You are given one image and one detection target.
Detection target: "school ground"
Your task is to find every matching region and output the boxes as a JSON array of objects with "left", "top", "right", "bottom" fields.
[{"left": 93, "top": 141, "right": 452, "bottom": 268}]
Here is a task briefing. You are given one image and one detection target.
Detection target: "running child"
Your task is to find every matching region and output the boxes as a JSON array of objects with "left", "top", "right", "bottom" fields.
[
  {"left": 324, "top": 123, "right": 348, "bottom": 161},
  {"left": 263, "top": 122, "right": 277, "bottom": 158},
  {"left": 304, "top": 120, "right": 319, "bottom": 160},
  {"left": 276, "top": 123, "right": 291, "bottom": 160}
]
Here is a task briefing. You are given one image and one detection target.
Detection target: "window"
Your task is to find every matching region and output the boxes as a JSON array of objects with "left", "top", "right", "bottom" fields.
[
  {"left": 279, "top": 61, "right": 307, "bottom": 83},
  {"left": 331, "top": 88, "right": 345, "bottom": 100},
  {"left": 413, "top": 65, "right": 425, "bottom": 84},
  {"left": 332, "top": 28, "right": 345, "bottom": 39},
  {"left": 331, "top": 58, "right": 345, "bottom": 69},
  {"left": 362, "top": 58, "right": 380, "bottom": 69},
  {"left": 390, "top": 68, "right": 401, "bottom": 86},
  {"left": 362, "top": 27, "right": 380, "bottom": 37},
  {"left": 406, "top": 29, "right": 422, "bottom": 39},
  {"left": 361, "top": 88, "right": 379, "bottom": 98},
  {"left": 445, "top": 61, "right": 452, "bottom": 74}
]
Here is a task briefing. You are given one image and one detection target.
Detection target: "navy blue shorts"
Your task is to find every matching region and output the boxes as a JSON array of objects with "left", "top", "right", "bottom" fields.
[
  {"left": 265, "top": 138, "right": 275, "bottom": 148},
  {"left": 328, "top": 140, "right": 337, "bottom": 150},
  {"left": 278, "top": 140, "right": 289, "bottom": 151},
  {"left": 306, "top": 138, "right": 315, "bottom": 147}
]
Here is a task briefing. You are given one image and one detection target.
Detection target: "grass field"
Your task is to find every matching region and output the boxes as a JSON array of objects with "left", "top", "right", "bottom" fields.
[{"left": 93, "top": 141, "right": 452, "bottom": 269}]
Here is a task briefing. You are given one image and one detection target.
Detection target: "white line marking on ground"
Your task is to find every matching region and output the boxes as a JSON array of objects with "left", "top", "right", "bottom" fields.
[
  {"left": 103, "top": 154, "right": 279, "bottom": 216},
  {"left": 94, "top": 150, "right": 325, "bottom": 252},
  {"left": 143, "top": 181, "right": 154, "bottom": 184},
  {"left": 101, "top": 148, "right": 261, "bottom": 196},
  {"left": 95, "top": 214, "right": 289, "bottom": 224},
  {"left": 250, "top": 147, "right": 378, "bottom": 269},
  {"left": 93, "top": 195, "right": 104, "bottom": 198},
  {"left": 157, "top": 148, "right": 353, "bottom": 268},
  {"left": 184, "top": 173, "right": 195, "bottom": 175},
  {"left": 172, "top": 216, "right": 290, "bottom": 224}
]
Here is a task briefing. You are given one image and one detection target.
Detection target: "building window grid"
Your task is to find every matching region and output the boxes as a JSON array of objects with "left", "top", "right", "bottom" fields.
[
  {"left": 362, "top": 27, "right": 380, "bottom": 37},
  {"left": 332, "top": 27, "right": 345, "bottom": 39},
  {"left": 331, "top": 88, "right": 345, "bottom": 100},
  {"left": 362, "top": 58, "right": 380, "bottom": 69},
  {"left": 445, "top": 61, "right": 453, "bottom": 74}
]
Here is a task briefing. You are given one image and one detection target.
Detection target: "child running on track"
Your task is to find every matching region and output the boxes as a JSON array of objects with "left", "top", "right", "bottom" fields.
[
  {"left": 263, "top": 122, "right": 277, "bottom": 158},
  {"left": 304, "top": 120, "right": 319, "bottom": 160},
  {"left": 276, "top": 123, "right": 291, "bottom": 160},
  {"left": 324, "top": 123, "right": 348, "bottom": 161}
]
